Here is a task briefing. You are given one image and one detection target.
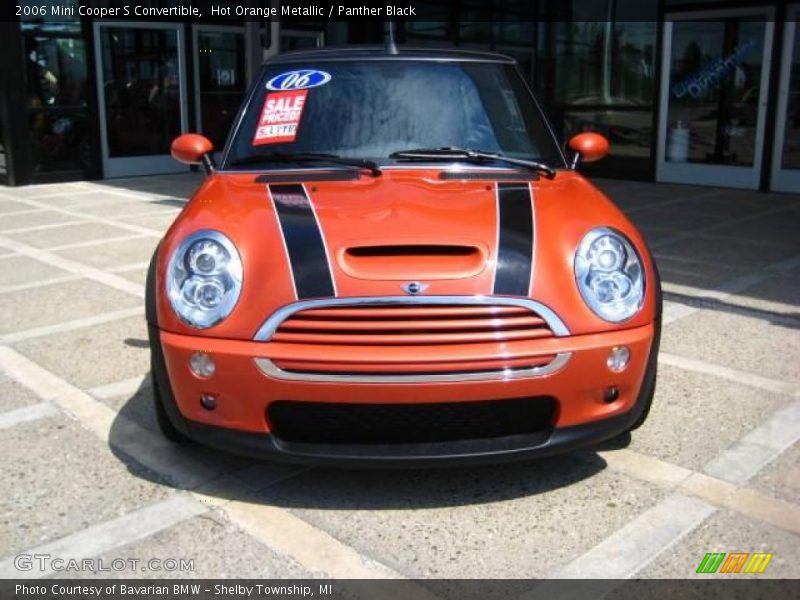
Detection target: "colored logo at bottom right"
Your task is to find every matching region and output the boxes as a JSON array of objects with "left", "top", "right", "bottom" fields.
[{"left": 696, "top": 552, "right": 774, "bottom": 574}]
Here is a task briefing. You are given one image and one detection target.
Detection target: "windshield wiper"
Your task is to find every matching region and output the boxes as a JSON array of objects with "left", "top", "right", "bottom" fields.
[
  {"left": 229, "top": 152, "right": 381, "bottom": 177},
  {"left": 389, "top": 147, "right": 556, "bottom": 179}
]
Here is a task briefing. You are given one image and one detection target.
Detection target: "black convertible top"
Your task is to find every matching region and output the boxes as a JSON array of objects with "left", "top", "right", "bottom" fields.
[{"left": 266, "top": 45, "right": 516, "bottom": 65}]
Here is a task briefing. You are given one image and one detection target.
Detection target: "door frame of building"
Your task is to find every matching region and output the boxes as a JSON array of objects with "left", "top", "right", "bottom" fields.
[
  {"left": 93, "top": 21, "right": 189, "bottom": 178},
  {"left": 191, "top": 24, "right": 245, "bottom": 136},
  {"left": 770, "top": 5, "right": 800, "bottom": 192},
  {"left": 655, "top": 7, "right": 775, "bottom": 190},
  {"left": 280, "top": 29, "right": 324, "bottom": 49}
]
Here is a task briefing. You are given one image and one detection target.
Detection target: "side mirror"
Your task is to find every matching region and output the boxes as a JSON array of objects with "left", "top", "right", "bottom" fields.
[
  {"left": 568, "top": 132, "right": 610, "bottom": 168},
  {"left": 171, "top": 134, "right": 215, "bottom": 173}
]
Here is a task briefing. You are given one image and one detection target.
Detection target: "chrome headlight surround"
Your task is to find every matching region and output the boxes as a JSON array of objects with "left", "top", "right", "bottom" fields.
[
  {"left": 574, "top": 227, "right": 645, "bottom": 323},
  {"left": 166, "top": 230, "right": 243, "bottom": 328}
]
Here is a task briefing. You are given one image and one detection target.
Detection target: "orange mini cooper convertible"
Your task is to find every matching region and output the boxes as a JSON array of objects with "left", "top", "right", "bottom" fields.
[{"left": 147, "top": 47, "right": 662, "bottom": 466}]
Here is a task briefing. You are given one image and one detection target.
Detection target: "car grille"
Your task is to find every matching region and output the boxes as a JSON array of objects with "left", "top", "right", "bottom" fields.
[
  {"left": 267, "top": 397, "right": 556, "bottom": 444},
  {"left": 271, "top": 303, "right": 555, "bottom": 346}
]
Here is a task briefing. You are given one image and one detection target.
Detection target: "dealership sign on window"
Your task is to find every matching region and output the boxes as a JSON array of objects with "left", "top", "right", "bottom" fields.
[{"left": 672, "top": 40, "right": 758, "bottom": 100}]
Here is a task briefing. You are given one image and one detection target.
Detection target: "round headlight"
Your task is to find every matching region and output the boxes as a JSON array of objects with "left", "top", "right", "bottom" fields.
[
  {"left": 166, "top": 230, "right": 243, "bottom": 328},
  {"left": 574, "top": 227, "right": 645, "bottom": 323}
]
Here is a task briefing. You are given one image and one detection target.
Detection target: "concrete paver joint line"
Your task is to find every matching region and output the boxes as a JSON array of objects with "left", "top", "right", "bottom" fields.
[
  {"left": 679, "top": 472, "right": 800, "bottom": 535},
  {"left": 599, "top": 447, "right": 800, "bottom": 536},
  {"left": 0, "top": 346, "right": 416, "bottom": 582},
  {"left": 563, "top": 391, "right": 800, "bottom": 581},
  {"left": 0, "top": 495, "right": 208, "bottom": 579},
  {"left": 0, "top": 402, "right": 59, "bottom": 429},
  {"left": 88, "top": 376, "right": 151, "bottom": 400},
  {"left": 703, "top": 400, "right": 800, "bottom": 485},
  {"left": 46, "top": 232, "right": 158, "bottom": 252},
  {"left": 0, "top": 346, "right": 215, "bottom": 487},
  {"left": 0, "top": 234, "right": 145, "bottom": 299},
  {"left": 658, "top": 253, "right": 800, "bottom": 327},
  {"left": 2, "top": 195, "right": 163, "bottom": 237},
  {"left": 658, "top": 353, "right": 799, "bottom": 398},
  {"left": 650, "top": 197, "right": 800, "bottom": 250},
  {"left": 0, "top": 306, "right": 144, "bottom": 344},
  {"left": 0, "top": 274, "right": 82, "bottom": 296},
  {"left": 108, "top": 261, "right": 151, "bottom": 273},
  {"left": 0, "top": 208, "right": 47, "bottom": 218},
  {"left": 546, "top": 493, "right": 717, "bottom": 580},
  {"left": 0, "top": 219, "right": 87, "bottom": 235},
  {"left": 622, "top": 189, "right": 727, "bottom": 215}
]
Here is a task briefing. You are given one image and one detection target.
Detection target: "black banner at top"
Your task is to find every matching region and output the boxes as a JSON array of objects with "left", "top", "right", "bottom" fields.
[{"left": 4, "top": 0, "right": 662, "bottom": 23}]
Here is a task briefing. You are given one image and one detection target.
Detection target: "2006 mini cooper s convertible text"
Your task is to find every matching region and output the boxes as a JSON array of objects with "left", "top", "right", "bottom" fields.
[{"left": 147, "top": 47, "right": 662, "bottom": 466}]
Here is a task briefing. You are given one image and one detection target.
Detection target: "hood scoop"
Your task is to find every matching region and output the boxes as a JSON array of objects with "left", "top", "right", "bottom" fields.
[{"left": 338, "top": 244, "right": 487, "bottom": 281}]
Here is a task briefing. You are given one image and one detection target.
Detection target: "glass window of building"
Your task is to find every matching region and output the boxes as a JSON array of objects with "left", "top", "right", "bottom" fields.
[
  {"left": 664, "top": 19, "right": 766, "bottom": 167},
  {"left": 196, "top": 29, "right": 246, "bottom": 148},
  {"left": 21, "top": 4, "right": 91, "bottom": 177},
  {"left": 99, "top": 27, "right": 183, "bottom": 159},
  {"left": 554, "top": 21, "right": 657, "bottom": 168},
  {"left": 546, "top": 0, "right": 658, "bottom": 177},
  {"left": 0, "top": 105, "right": 6, "bottom": 181},
  {"left": 781, "top": 23, "right": 800, "bottom": 171}
]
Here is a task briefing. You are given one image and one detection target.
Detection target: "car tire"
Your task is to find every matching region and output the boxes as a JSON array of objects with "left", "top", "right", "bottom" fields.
[
  {"left": 151, "top": 366, "right": 189, "bottom": 444},
  {"left": 602, "top": 371, "right": 655, "bottom": 448},
  {"left": 628, "top": 361, "right": 658, "bottom": 432}
]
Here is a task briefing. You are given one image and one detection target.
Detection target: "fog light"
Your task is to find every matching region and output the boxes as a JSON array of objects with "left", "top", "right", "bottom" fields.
[
  {"left": 200, "top": 394, "right": 217, "bottom": 410},
  {"left": 189, "top": 352, "right": 215, "bottom": 378},
  {"left": 607, "top": 346, "right": 630, "bottom": 372}
]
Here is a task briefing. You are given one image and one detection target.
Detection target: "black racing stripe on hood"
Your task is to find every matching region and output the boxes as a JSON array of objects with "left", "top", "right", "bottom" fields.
[
  {"left": 494, "top": 182, "right": 534, "bottom": 296},
  {"left": 269, "top": 183, "right": 335, "bottom": 299}
]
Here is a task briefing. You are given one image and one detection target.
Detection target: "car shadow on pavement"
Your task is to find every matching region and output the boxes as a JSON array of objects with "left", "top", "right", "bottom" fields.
[
  {"left": 663, "top": 290, "right": 800, "bottom": 330},
  {"left": 107, "top": 376, "right": 609, "bottom": 510}
]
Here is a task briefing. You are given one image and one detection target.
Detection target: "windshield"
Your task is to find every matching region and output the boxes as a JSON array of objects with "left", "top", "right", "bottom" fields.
[{"left": 224, "top": 60, "right": 565, "bottom": 169}]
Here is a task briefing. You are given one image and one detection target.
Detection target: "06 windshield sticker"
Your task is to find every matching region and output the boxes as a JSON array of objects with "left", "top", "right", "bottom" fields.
[
  {"left": 266, "top": 69, "right": 331, "bottom": 91},
  {"left": 252, "top": 89, "right": 308, "bottom": 145}
]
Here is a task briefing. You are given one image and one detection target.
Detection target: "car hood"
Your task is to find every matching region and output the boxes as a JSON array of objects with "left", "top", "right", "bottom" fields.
[{"left": 156, "top": 168, "right": 656, "bottom": 338}]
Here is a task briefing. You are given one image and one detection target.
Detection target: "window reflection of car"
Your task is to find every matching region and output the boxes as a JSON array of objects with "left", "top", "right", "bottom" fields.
[
  {"left": 26, "top": 57, "right": 92, "bottom": 172},
  {"left": 729, "top": 84, "right": 759, "bottom": 126},
  {"left": 105, "top": 77, "right": 181, "bottom": 154},
  {"left": 565, "top": 95, "right": 651, "bottom": 148}
]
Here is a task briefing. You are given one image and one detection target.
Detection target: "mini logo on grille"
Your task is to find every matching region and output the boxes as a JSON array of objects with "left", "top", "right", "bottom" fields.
[{"left": 401, "top": 281, "right": 428, "bottom": 295}]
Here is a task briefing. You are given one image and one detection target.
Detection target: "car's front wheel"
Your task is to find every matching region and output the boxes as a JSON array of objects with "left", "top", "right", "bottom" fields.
[
  {"left": 628, "top": 364, "right": 657, "bottom": 432},
  {"left": 151, "top": 366, "right": 189, "bottom": 443}
]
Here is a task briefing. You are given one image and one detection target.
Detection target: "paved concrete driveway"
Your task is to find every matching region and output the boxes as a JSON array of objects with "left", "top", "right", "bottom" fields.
[{"left": 0, "top": 174, "right": 798, "bottom": 583}]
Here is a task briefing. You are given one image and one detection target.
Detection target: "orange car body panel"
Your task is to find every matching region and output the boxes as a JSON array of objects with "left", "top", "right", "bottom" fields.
[
  {"left": 160, "top": 323, "right": 653, "bottom": 433},
  {"left": 154, "top": 168, "right": 658, "bottom": 437},
  {"left": 156, "top": 169, "right": 657, "bottom": 337}
]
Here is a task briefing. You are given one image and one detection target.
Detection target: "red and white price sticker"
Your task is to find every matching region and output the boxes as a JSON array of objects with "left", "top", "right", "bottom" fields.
[{"left": 252, "top": 89, "right": 308, "bottom": 145}]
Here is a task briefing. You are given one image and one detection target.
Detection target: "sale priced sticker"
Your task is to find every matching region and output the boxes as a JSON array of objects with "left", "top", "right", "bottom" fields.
[{"left": 252, "top": 89, "right": 308, "bottom": 145}]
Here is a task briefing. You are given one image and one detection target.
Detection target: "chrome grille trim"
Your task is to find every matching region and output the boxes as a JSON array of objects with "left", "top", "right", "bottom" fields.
[
  {"left": 252, "top": 295, "right": 570, "bottom": 341},
  {"left": 254, "top": 352, "right": 572, "bottom": 383}
]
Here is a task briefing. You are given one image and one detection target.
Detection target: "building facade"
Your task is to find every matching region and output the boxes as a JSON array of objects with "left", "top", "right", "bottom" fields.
[{"left": 1, "top": 0, "right": 798, "bottom": 193}]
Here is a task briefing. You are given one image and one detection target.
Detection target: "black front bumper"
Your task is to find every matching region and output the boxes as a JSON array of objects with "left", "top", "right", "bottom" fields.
[{"left": 181, "top": 408, "right": 637, "bottom": 467}]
